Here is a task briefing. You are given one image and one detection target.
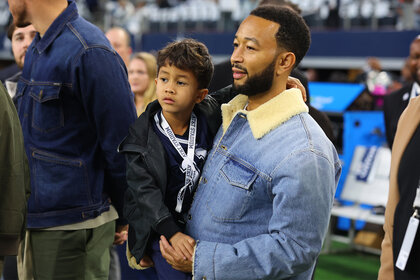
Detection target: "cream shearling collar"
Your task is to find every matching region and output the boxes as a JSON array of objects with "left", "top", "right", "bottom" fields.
[{"left": 221, "top": 88, "right": 308, "bottom": 139}]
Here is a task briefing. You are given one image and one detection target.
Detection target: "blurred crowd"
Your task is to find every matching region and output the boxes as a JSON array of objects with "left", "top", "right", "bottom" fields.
[{"left": 1, "top": 0, "right": 420, "bottom": 37}]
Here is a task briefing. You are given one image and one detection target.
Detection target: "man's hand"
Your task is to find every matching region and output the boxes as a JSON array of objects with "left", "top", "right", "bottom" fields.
[
  {"left": 114, "top": 224, "right": 128, "bottom": 245},
  {"left": 160, "top": 235, "right": 193, "bottom": 273},
  {"left": 286, "top": 76, "right": 307, "bottom": 102},
  {"left": 169, "top": 232, "right": 195, "bottom": 261}
]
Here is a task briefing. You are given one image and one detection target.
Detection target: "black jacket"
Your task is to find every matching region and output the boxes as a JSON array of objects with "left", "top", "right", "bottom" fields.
[
  {"left": 383, "top": 83, "right": 412, "bottom": 149},
  {"left": 119, "top": 88, "right": 235, "bottom": 262}
]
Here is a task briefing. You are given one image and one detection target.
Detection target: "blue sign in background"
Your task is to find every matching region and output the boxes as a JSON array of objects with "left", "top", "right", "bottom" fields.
[{"left": 308, "top": 82, "right": 365, "bottom": 113}]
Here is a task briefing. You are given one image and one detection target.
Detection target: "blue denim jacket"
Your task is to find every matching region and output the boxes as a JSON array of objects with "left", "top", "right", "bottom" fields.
[
  {"left": 186, "top": 89, "right": 341, "bottom": 280},
  {"left": 15, "top": 1, "right": 137, "bottom": 228}
]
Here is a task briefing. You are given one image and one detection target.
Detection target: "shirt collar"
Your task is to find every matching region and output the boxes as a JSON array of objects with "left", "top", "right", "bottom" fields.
[
  {"left": 410, "top": 82, "right": 420, "bottom": 99},
  {"left": 221, "top": 88, "right": 309, "bottom": 140},
  {"left": 34, "top": 1, "right": 78, "bottom": 54}
]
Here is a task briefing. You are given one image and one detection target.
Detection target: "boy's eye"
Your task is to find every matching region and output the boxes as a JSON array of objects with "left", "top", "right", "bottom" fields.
[
  {"left": 160, "top": 77, "right": 168, "bottom": 82},
  {"left": 177, "top": 81, "right": 187, "bottom": 86}
]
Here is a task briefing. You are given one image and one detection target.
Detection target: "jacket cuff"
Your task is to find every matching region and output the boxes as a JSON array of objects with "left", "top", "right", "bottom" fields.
[
  {"left": 155, "top": 217, "right": 181, "bottom": 240},
  {"left": 193, "top": 240, "right": 217, "bottom": 280}
]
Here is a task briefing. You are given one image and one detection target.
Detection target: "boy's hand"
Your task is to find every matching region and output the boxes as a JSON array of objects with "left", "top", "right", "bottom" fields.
[
  {"left": 140, "top": 254, "right": 154, "bottom": 267},
  {"left": 168, "top": 232, "right": 196, "bottom": 261},
  {"left": 114, "top": 224, "right": 128, "bottom": 245},
  {"left": 286, "top": 76, "right": 307, "bottom": 102}
]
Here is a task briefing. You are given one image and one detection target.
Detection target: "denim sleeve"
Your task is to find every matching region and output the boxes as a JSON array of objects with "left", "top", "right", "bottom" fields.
[
  {"left": 193, "top": 150, "right": 339, "bottom": 280},
  {"left": 73, "top": 47, "right": 137, "bottom": 224}
]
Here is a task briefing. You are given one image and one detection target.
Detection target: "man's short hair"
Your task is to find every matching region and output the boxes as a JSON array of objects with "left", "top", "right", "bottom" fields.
[
  {"left": 7, "top": 22, "right": 17, "bottom": 40},
  {"left": 258, "top": 0, "right": 301, "bottom": 14},
  {"left": 250, "top": 5, "right": 310, "bottom": 67},
  {"left": 157, "top": 39, "right": 214, "bottom": 89}
]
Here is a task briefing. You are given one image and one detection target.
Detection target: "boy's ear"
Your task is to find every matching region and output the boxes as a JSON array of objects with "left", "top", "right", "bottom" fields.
[{"left": 195, "top": 88, "right": 208, "bottom": 104}]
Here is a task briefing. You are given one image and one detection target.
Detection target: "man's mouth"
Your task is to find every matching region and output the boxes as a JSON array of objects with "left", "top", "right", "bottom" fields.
[{"left": 232, "top": 67, "right": 247, "bottom": 80}]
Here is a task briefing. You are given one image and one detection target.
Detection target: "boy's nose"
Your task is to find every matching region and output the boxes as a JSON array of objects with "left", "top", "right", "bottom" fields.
[{"left": 165, "top": 87, "right": 175, "bottom": 94}]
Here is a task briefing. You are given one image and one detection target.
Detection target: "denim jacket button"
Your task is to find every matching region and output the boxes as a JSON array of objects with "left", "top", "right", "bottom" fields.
[{"left": 188, "top": 214, "right": 192, "bottom": 220}]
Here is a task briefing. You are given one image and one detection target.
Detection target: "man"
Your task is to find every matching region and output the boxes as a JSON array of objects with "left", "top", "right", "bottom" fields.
[
  {"left": 5, "top": 23, "right": 36, "bottom": 99},
  {"left": 384, "top": 35, "right": 420, "bottom": 149},
  {"left": 0, "top": 82, "right": 30, "bottom": 277},
  {"left": 160, "top": 5, "right": 341, "bottom": 280},
  {"left": 7, "top": 0, "right": 137, "bottom": 279},
  {"left": 105, "top": 26, "right": 133, "bottom": 67},
  {"left": 208, "top": 0, "right": 335, "bottom": 143}
]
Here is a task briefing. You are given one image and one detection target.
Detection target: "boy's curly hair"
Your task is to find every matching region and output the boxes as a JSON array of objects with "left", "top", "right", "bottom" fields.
[{"left": 157, "top": 39, "right": 214, "bottom": 89}]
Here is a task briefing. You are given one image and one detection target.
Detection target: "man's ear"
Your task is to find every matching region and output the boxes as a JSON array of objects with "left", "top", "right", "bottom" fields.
[
  {"left": 276, "top": 52, "right": 296, "bottom": 75},
  {"left": 196, "top": 88, "right": 208, "bottom": 103}
]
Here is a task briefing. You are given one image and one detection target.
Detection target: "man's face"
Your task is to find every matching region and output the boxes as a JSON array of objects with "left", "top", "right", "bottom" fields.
[
  {"left": 231, "top": 15, "right": 279, "bottom": 96},
  {"left": 8, "top": 0, "right": 31, "bottom": 28},
  {"left": 12, "top": 25, "right": 36, "bottom": 69},
  {"left": 106, "top": 29, "right": 132, "bottom": 66},
  {"left": 409, "top": 39, "right": 420, "bottom": 84}
]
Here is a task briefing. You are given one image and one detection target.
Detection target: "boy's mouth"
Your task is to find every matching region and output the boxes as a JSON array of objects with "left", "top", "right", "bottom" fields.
[{"left": 163, "top": 97, "right": 175, "bottom": 104}]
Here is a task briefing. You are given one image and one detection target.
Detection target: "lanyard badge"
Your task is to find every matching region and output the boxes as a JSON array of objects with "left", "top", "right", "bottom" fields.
[
  {"left": 396, "top": 185, "right": 420, "bottom": 271},
  {"left": 160, "top": 112, "right": 200, "bottom": 213}
]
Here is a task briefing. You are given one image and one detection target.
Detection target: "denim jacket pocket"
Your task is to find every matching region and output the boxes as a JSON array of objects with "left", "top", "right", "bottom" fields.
[
  {"left": 31, "top": 149, "right": 91, "bottom": 212},
  {"left": 206, "top": 158, "right": 257, "bottom": 221},
  {"left": 29, "top": 84, "right": 63, "bottom": 132}
]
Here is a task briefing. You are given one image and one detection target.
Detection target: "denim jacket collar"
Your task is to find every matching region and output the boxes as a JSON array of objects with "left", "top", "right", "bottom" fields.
[
  {"left": 35, "top": 1, "right": 78, "bottom": 54},
  {"left": 221, "top": 88, "right": 308, "bottom": 139}
]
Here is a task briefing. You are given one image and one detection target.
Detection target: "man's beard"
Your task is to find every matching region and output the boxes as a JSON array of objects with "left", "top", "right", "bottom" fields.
[{"left": 232, "top": 59, "right": 276, "bottom": 97}]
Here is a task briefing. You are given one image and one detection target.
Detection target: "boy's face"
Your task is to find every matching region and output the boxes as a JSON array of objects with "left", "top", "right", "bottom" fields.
[{"left": 156, "top": 64, "right": 207, "bottom": 119}]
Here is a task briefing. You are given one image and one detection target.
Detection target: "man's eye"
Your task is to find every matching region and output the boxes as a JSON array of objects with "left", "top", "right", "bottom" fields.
[{"left": 246, "top": 46, "right": 255, "bottom": 51}]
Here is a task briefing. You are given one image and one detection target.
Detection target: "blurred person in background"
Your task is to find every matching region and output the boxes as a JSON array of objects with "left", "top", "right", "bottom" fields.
[
  {"left": 1, "top": 22, "right": 35, "bottom": 280},
  {"left": 5, "top": 23, "right": 36, "bottom": 99},
  {"left": 379, "top": 95, "right": 420, "bottom": 279},
  {"left": 128, "top": 52, "right": 157, "bottom": 116},
  {"left": 0, "top": 83, "right": 30, "bottom": 280},
  {"left": 384, "top": 36, "right": 420, "bottom": 149},
  {"left": 106, "top": 26, "right": 133, "bottom": 67}
]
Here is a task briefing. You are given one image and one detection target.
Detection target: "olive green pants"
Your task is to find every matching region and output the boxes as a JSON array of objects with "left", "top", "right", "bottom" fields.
[{"left": 30, "top": 221, "right": 115, "bottom": 280}]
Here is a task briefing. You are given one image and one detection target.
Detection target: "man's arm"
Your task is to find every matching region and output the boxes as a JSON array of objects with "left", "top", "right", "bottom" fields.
[
  {"left": 74, "top": 48, "right": 137, "bottom": 225},
  {"left": 162, "top": 149, "right": 340, "bottom": 279}
]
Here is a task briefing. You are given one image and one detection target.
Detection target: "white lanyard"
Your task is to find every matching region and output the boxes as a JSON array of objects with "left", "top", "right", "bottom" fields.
[
  {"left": 160, "top": 112, "right": 200, "bottom": 213},
  {"left": 396, "top": 183, "right": 420, "bottom": 271}
]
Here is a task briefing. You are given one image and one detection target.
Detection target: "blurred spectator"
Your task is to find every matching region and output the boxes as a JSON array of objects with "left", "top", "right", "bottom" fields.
[
  {"left": 128, "top": 52, "right": 157, "bottom": 115},
  {"left": 397, "top": 0, "right": 416, "bottom": 30},
  {"left": 356, "top": 57, "right": 393, "bottom": 108},
  {"left": 105, "top": 0, "right": 136, "bottom": 30},
  {"left": 384, "top": 36, "right": 420, "bottom": 149},
  {"left": 105, "top": 26, "right": 133, "bottom": 67},
  {"left": 5, "top": 23, "right": 36, "bottom": 99},
  {"left": 400, "top": 57, "right": 414, "bottom": 86}
]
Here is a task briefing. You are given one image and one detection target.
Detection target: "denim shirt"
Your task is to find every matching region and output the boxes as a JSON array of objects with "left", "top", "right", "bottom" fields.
[
  {"left": 15, "top": 1, "right": 137, "bottom": 228},
  {"left": 186, "top": 89, "right": 341, "bottom": 280}
]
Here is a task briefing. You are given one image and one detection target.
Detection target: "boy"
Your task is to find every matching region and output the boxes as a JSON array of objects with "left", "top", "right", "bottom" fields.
[{"left": 119, "top": 39, "right": 235, "bottom": 279}]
